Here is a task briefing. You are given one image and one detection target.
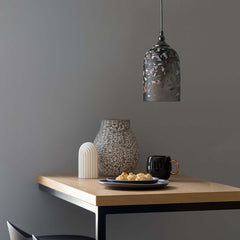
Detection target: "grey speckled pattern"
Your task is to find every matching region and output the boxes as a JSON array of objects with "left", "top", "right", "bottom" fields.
[{"left": 94, "top": 120, "right": 139, "bottom": 177}]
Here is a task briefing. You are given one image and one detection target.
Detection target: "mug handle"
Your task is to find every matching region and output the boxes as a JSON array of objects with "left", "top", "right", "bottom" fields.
[{"left": 170, "top": 159, "right": 179, "bottom": 175}]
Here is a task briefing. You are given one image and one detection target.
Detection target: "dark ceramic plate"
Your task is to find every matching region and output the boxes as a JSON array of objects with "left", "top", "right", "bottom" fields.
[
  {"left": 99, "top": 179, "right": 169, "bottom": 190},
  {"left": 106, "top": 177, "right": 159, "bottom": 184}
]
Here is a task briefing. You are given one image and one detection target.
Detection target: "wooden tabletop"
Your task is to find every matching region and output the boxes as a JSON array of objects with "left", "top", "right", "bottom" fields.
[{"left": 38, "top": 175, "right": 240, "bottom": 207}]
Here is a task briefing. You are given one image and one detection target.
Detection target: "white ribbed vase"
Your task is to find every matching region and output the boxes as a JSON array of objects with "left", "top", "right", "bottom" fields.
[{"left": 78, "top": 142, "right": 98, "bottom": 179}]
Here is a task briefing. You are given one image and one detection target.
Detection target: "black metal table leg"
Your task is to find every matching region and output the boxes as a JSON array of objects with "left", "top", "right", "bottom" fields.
[{"left": 95, "top": 207, "right": 107, "bottom": 240}]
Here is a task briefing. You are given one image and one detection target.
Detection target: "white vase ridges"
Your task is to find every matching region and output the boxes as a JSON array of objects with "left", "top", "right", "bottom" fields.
[{"left": 78, "top": 142, "right": 98, "bottom": 179}]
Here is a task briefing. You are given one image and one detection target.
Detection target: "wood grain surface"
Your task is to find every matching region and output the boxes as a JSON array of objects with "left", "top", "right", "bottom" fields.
[{"left": 38, "top": 175, "right": 240, "bottom": 206}]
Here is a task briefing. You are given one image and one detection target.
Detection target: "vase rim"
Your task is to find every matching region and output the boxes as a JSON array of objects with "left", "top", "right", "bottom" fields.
[
  {"left": 102, "top": 119, "right": 130, "bottom": 121},
  {"left": 100, "top": 119, "right": 131, "bottom": 130}
]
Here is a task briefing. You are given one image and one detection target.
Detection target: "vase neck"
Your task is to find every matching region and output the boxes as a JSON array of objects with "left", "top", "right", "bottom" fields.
[{"left": 100, "top": 120, "right": 130, "bottom": 131}]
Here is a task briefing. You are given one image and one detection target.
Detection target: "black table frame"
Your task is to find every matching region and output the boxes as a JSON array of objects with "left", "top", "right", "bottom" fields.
[{"left": 39, "top": 184, "right": 240, "bottom": 240}]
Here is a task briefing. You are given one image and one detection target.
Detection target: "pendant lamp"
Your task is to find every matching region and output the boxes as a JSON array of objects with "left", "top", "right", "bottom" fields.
[{"left": 143, "top": 0, "right": 181, "bottom": 102}]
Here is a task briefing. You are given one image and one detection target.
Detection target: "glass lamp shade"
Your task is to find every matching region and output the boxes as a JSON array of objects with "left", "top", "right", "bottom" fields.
[{"left": 143, "top": 39, "right": 181, "bottom": 102}]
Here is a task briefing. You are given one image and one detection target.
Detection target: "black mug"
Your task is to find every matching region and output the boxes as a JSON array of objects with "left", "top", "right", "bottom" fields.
[{"left": 147, "top": 156, "right": 179, "bottom": 180}]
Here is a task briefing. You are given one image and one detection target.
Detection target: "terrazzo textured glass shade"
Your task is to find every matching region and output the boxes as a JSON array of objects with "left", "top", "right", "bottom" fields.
[{"left": 143, "top": 39, "right": 181, "bottom": 102}]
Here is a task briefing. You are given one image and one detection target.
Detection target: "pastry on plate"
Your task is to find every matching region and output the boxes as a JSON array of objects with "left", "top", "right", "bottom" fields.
[
  {"left": 115, "top": 172, "right": 153, "bottom": 181},
  {"left": 127, "top": 172, "right": 137, "bottom": 181},
  {"left": 136, "top": 173, "right": 146, "bottom": 181},
  {"left": 115, "top": 172, "right": 128, "bottom": 181},
  {"left": 144, "top": 173, "right": 153, "bottom": 180}
]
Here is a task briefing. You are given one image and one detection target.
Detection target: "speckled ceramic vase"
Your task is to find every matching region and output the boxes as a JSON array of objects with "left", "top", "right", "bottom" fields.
[{"left": 94, "top": 120, "right": 139, "bottom": 177}]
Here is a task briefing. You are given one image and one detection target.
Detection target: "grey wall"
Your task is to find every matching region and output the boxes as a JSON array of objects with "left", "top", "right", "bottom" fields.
[{"left": 0, "top": 0, "right": 239, "bottom": 239}]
